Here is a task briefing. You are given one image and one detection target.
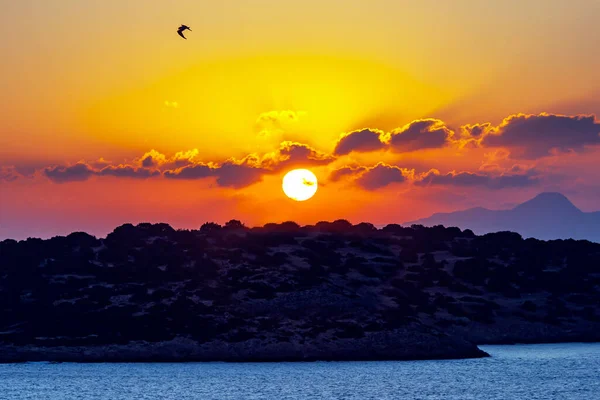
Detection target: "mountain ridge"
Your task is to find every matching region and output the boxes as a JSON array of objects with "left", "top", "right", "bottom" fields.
[{"left": 406, "top": 192, "right": 600, "bottom": 243}]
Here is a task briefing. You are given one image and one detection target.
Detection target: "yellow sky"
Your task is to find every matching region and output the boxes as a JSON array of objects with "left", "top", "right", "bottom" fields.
[{"left": 2, "top": 0, "right": 599, "bottom": 166}]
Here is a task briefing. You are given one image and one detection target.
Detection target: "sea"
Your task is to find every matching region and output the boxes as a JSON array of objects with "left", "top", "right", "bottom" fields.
[{"left": 1, "top": 343, "right": 598, "bottom": 399}]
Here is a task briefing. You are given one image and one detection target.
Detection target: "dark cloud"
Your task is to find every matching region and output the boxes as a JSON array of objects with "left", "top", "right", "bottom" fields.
[
  {"left": 37, "top": 141, "right": 332, "bottom": 187},
  {"left": 333, "top": 129, "right": 386, "bottom": 155},
  {"left": 329, "top": 166, "right": 368, "bottom": 182},
  {"left": 461, "top": 123, "right": 492, "bottom": 138},
  {"left": 141, "top": 155, "right": 156, "bottom": 168},
  {"left": 388, "top": 119, "right": 453, "bottom": 151},
  {"left": 329, "top": 163, "right": 411, "bottom": 189},
  {"left": 214, "top": 162, "right": 266, "bottom": 188},
  {"left": 44, "top": 163, "right": 95, "bottom": 183},
  {"left": 508, "top": 164, "right": 531, "bottom": 174},
  {"left": 98, "top": 165, "right": 161, "bottom": 179},
  {"left": 358, "top": 164, "right": 410, "bottom": 190},
  {"left": 415, "top": 170, "right": 539, "bottom": 189},
  {"left": 278, "top": 141, "right": 334, "bottom": 165},
  {"left": 355, "top": 163, "right": 412, "bottom": 190},
  {"left": 0, "top": 166, "right": 22, "bottom": 182},
  {"left": 163, "top": 164, "right": 214, "bottom": 180},
  {"left": 163, "top": 141, "right": 329, "bottom": 188},
  {"left": 170, "top": 149, "right": 199, "bottom": 168},
  {"left": 43, "top": 162, "right": 159, "bottom": 183},
  {"left": 331, "top": 161, "right": 539, "bottom": 191},
  {"left": 0, "top": 166, "right": 23, "bottom": 182},
  {"left": 330, "top": 114, "right": 600, "bottom": 158},
  {"left": 90, "top": 158, "right": 112, "bottom": 169},
  {"left": 332, "top": 120, "right": 454, "bottom": 155},
  {"left": 481, "top": 113, "right": 600, "bottom": 158},
  {"left": 263, "top": 141, "right": 335, "bottom": 171},
  {"left": 32, "top": 112, "right": 598, "bottom": 190},
  {"left": 163, "top": 162, "right": 265, "bottom": 188},
  {"left": 138, "top": 150, "right": 167, "bottom": 168}
]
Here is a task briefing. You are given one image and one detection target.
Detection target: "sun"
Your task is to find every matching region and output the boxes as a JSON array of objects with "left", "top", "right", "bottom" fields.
[{"left": 282, "top": 169, "right": 318, "bottom": 201}]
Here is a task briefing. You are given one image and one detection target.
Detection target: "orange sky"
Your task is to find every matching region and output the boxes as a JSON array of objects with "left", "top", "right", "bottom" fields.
[{"left": 1, "top": 0, "right": 600, "bottom": 239}]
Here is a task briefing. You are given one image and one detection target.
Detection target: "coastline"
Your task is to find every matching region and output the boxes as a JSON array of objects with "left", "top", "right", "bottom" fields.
[
  {"left": 4, "top": 340, "right": 600, "bottom": 363},
  {"left": 0, "top": 328, "right": 488, "bottom": 363}
]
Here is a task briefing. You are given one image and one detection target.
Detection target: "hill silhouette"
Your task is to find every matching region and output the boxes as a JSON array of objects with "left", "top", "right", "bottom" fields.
[
  {"left": 1, "top": 221, "right": 599, "bottom": 362},
  {"left": 407, "top": 192, "right": 600, "bottom": 242}
]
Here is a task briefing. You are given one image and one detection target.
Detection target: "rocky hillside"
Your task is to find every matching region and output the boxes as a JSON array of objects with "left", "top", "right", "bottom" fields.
[{"left": 1, "top": 220, "right": 599, "bottom": 362}]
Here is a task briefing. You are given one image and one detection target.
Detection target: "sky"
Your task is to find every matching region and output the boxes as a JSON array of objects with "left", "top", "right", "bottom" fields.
[{"left": 1, "top": 0, "right": 600, "bottom": 239}]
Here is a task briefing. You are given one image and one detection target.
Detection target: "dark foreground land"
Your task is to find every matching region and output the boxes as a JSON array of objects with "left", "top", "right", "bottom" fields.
[{"left": 1, "top": 220, "right": 599, "bottom": 362}]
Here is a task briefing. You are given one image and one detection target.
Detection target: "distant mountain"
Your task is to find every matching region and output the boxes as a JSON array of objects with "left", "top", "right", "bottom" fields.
[{"left": 407, "top": 192, "right": 600, "bottom": 243}]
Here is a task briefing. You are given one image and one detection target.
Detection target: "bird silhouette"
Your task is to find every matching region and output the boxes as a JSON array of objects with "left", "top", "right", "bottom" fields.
[{"left": 177, "top": 25, "right": 191, "bottom": 39}]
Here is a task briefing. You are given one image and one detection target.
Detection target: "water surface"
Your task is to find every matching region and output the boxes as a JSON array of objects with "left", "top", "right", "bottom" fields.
[{"left": 1, "top": 343, "right": 599, "bottom": 399}]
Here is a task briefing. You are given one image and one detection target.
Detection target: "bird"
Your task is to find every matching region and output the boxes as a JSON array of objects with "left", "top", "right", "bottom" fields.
[{"left": 177, "top": 25, "right": 191, "bottom": 39}]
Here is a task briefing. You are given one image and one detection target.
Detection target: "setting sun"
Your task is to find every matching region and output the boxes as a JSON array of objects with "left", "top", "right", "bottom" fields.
[{"left": 282, "top": 169, "right": 318, "bottom": 201}]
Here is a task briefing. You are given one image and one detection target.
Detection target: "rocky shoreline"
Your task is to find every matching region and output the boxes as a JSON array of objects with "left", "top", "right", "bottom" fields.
[
  {"left": 0, "top": 327, "right": 488, "bottom": 363},
  {"left": 5, "top": 327, "right": 600, "bottom": 363}
]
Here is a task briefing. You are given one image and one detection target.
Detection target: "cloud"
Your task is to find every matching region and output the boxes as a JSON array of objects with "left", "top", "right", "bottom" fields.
[
  {"left": 43, "top": 162, "right": 159, "bottom": 183},
  {"left": 43, "top": 163, "right": 96, "bottom": 183},
  {"left": 461, "top": 123, "right": 493, "bottom": 138},
  {"left": 255, "top": 110, "right": 307, "bottom": 139},
  {"left": 357, "top": 163, "right": 413, "bottom": 190},
  {"left": 0, "top": 166, "right": 23, "bottom": 182},
  {"left": 138, "top": 149, "right": 200, "bottom": 168},
  {"left": 171, "top": 149, "right": 200, "bottom": 167},
  {"left": 164, "top": 141, "right": 332, "bottom": 187},
  {"left": 37, "top": 141, "right": 334, "bottom": 187},
  {"left": 332, "top": 113, "right": 600, "bottom": 158},
  {"left": 415, "top": 169, "right": 539, "bottom": 189},
  {"left": 141, "top": 157, "right": 154, "bottom": 168},
  {"left": 331, "top": 161, "right": 539, "bottom": 190},
  {"left": 28, "top": 112, "right": 600, "bottom": 190},
  {"left": 457, "top": 123, "right": 494, "bottom": 148},
  {"left": 90, "top": 157, "right": 112, "bottom": 169},
  {"left": 261, "top": 141, "right": 335, "bottom": 171},
  {"left": 479, "top": 113, "right": 600, "bottom": 158},
  {"left": 162, "top": 163, "right": 213, "bottom": 179},
  {"left": 334, "top": 129, "right": 386, "bottom": 155},
  {"left": 98, "top": 165, "right": 161, "bottom": 179},
  {"left": 330, "top": 163, "right": 413, "bottom": 190},
  {"left": 256, "top": 110, "right": 306, "bottom": 125},
  {"left": 388, "top": 119, "right": 454, "bottom": 152},
  {"left": 139, "top": 149, "right": 168, "bottom": 168},
  {"left": 276, "top": 141, "right": 334, "bottom": 167},
  {"left": 333, "top": 120, "right": 454, "bottom": 155},
  {"left": 213, "top": 162, "right": 266, "bottom": 188},
  {"left": 329, "top": 165, "right": 368, "bottom": 182},
  {"left": 163, "top": 160, "right": 266, "bottom": 188}
]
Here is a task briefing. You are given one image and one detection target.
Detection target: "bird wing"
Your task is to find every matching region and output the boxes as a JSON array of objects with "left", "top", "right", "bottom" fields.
[{"left": 177, "top": 25, "right": 190, "bottom": 39}]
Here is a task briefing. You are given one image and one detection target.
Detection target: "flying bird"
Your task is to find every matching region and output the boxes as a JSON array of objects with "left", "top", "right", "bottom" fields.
[{"left": 177, "top": 25, "right": 191, "bottom": 39}]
